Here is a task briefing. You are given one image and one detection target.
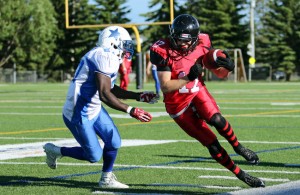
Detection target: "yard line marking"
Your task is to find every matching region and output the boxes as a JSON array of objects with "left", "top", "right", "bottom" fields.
[
  {"left": 0, "top": 139, "right": 178, "bottom": 160},
  {"left": 1, "top": 162, "right": 299, "bottom": 175},
  {"left": 231, "top": 140, "right": 300, "bottom": 145},
  {"left": 221, "top": 107, "right": 300, "bottom": 110},
  {"left": 235, "top": 109, "right": 300, "bottom": 116},
  {"left": 0, "top": 139, "right": 300, "bottom": 160},
  {"left": 198, "top": 175, "right": 290, "bottom": 182},
  {"left": 1, "top": 137, "right": 300, "bottom": 145},
  {"left": 0, "top": 128, "right": 67, "bottom": 135},
  {"left": 2, "top": 112, "right": 300, "bottom": 118},
  {"left": 271, "top": 102, "right": 300, "bottom": 106}
]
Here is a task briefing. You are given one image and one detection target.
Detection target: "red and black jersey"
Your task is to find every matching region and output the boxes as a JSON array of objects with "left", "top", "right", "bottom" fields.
[{"left": 150, "top": 33, "right": 212, "bottom": 115}]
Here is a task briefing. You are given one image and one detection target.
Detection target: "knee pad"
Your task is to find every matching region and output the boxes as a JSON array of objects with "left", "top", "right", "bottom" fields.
[
  {"left": 207, "top": 139, "right": 222, "bottom": 155},
  {"left": 208, "top": 113, "right": 226, "bottom": 129}
]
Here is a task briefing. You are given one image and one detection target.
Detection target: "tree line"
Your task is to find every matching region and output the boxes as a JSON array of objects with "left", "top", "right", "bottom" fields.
[{"left": 0, "top": 0, "right": 299, "bottom": 81}]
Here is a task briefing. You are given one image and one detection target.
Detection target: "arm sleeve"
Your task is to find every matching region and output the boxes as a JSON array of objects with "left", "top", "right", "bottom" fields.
[{"left": 150, "top": 50, "right": 171, "bottom": 71}]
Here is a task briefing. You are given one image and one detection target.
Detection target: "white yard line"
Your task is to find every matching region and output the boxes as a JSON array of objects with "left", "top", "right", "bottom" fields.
[
  {"left": 0, "top": 139, "right": 178, "bottom": 160},
  {"left": 0, "top": 139, "right": 299, "bottom": 160},
  {"left": 1, "top": 137, "right": 300, "bottom": 145}
]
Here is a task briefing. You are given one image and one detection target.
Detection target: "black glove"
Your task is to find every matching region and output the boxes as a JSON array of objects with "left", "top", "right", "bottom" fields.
[
  {"left": 216, "top": 51, "right": 235, "bottom": 71},
  {"left": 187, "top": 64, "right": 203, "bottom": 81}
]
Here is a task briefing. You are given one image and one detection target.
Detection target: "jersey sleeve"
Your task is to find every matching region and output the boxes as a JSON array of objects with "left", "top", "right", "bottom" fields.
[
  {"left": 150, "top": 39, "right": 171, "bottom": 71},
  {"left": 91, "top": 49, "right": 119, "bottom": 77}
]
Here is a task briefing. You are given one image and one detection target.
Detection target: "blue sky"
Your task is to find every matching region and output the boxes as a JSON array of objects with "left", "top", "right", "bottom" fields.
[{"left": 124, "top": 0, "right": 151, "bottom": 23}]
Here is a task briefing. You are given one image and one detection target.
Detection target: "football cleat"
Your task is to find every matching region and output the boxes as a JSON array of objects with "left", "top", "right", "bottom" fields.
[
  {"left": 43, "top": 143, "right": 62, "bottom": 169},
  {"left": 234, "top": 144, "right": 259, "bottom": 165},
  {"left": 237, "top": 170, "right": 265, "bottom": 188},
  {"left": 99, "top": 172, "right": 129, "bottom": 189}
]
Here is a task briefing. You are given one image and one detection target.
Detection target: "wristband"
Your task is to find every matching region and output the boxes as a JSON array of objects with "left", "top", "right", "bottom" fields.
[{"left": 126, "top": 106, "right": 133, "bottom": 114}]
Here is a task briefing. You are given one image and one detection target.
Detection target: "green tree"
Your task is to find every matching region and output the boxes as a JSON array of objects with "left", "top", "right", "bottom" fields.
[
  {"left": 257, "top": 0, "right": 297, "bottom": 81},
  {"left": 94, "top": 0, "right": 130, "bottom": 24},
  {"left": 49, "top": 0, "right": 99, "bottom": 81},
  {"left": 287, "top": 0, "right": 300, "bottom": 77},
  {"left": 0, "top": 0, "right": 58, "bottom": 75},
  {"left": 48, "top": 0, "right": 131, "bottom": 81},
  {"left": 185, "top": 0, "right": 236, "bottom": 49}
]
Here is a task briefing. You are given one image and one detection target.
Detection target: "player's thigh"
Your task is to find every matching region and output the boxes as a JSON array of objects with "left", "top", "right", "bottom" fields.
[
  {"left": 174, "top": 106, "right": 216, "bottom": 146},
  {"left": 94, "top": 107, "right": 121, "bottom": 149},
  {"left": 63, "top": 115, "right": 102, "bottom": 154},
  {"left": 193, "top": 86, "right": 220, "bottom": 121}
]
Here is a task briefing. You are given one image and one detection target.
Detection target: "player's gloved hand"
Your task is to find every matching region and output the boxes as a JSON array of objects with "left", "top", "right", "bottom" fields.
[
  {"left": 129, "top": 107, "right": 152, "bottom": 122},
  {"left": 216, "top": 51, "right": 235, "bottom": 71},
  {"left": 136, "top": 91, "right": 158, "bottom": 104},
  {"left": 187, "top": 64, "right": 203, "bottom": 81}
]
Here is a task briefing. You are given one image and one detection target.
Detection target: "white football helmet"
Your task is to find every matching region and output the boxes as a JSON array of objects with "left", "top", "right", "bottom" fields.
[{"left": 97, "top": 26, "right": 134, "bottom": 62}]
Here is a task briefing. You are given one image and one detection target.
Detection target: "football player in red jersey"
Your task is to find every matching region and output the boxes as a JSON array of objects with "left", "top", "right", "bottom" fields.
[
  {"left": 150, "top": 14, "right": 265, "bottom": 188},
  {"left": 119, "top": 54, "right": 132, "bottom": 90}
]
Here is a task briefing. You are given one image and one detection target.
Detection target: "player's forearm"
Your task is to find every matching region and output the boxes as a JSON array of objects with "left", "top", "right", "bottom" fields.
[
  {"left": 111, "top": 85, "right": 139, "bottom": 100},
  {"left": 100, "top": 91, "right": 129, "bottom": 113},
  {"left": 160, "top": 77, "right": 189, "bottom": 93}
]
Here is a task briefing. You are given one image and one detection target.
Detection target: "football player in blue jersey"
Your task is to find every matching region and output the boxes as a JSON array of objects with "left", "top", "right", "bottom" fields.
[{"left": 43, "top": 26, "right": 158, "bottom": 189}]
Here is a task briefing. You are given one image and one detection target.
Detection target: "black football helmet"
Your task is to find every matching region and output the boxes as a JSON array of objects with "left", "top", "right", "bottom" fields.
[{"left": 169, "top": 14, "right": 200, "bottom": 52}]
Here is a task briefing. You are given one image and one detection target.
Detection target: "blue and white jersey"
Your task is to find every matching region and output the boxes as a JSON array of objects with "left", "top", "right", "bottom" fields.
[{"left": 63, "top": 47, "right": 120, "bottom": 122}]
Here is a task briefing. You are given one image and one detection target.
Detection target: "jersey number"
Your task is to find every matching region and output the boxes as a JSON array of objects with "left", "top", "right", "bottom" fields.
[{"left": 179, "top": 79, "right": 200, "bottom": 93}]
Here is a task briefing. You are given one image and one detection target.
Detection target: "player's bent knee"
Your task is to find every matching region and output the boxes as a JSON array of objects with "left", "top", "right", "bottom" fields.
[
  {"left": 207, "top": 139, "right": 222, "bottom": 155},
  {"left": 208, "top": 113, "right": 226, "bottom": 129},
  {"left": 87, "top": 152, "right": 102, "bottom": 163}
]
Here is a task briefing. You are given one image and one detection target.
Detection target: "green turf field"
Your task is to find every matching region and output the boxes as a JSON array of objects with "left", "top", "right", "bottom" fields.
[{"left": 0, "top": 82, "right": 299, "bottom": 194}]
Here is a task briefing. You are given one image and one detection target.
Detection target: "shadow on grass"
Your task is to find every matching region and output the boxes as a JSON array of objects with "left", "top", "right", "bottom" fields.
[
  {"left": 0, "top": 175, "right": 95, "bottom": 189},
  {"left": 0, "top": 176, "right": 209, "bottom": 195},
  {"left": 155, "top": 154, "right": 296, "bottom": 168}
]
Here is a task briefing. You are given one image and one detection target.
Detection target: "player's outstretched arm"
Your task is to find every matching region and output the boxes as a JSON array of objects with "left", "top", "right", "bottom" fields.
[
  {"left": 95, "top": 72, "right": 152, "bottom": 122},
  {"left": 95, "top": 72, "right": 129, "bottom": 112},
  {"left": 111, "top": 85, "right": 158, "bottom": 104}
]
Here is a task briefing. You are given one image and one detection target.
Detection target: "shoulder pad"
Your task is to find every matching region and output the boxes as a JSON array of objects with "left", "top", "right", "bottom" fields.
[
  {"left": 150, "top": 39, "right": 170, "bottom": 66},
  {"left": 199, "top": 33, "right": 212, "bottom": 49}
]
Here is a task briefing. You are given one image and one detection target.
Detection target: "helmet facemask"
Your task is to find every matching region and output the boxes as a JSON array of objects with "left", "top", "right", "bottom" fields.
[{"left": 169, "top": 30, "right": 199, "bottom": 53}]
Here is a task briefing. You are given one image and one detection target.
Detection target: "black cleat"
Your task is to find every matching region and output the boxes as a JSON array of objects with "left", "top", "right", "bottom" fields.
[
  {"left": 237, "top": 170, "right": 265, "bottom": 188},
  {"left": 234, "top": 144, "right": 259, "bottom": 165}
]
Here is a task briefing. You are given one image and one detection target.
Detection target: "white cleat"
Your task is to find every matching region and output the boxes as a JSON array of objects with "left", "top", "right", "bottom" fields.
[
  {"left": 43, "top": 143, "right": 62, "bottom": 169},
  {"left": 99, "top": 172, "right": 129, "bottom": 189}
]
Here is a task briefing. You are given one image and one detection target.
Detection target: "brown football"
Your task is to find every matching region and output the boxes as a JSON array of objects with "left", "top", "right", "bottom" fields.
[{"left": 202, "top": 49, "right": 226, "bottom": 69}]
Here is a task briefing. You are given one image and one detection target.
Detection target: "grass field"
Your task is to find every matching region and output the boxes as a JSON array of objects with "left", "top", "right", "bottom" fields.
[{"left": 0, "top": 81, "right": 299, "bottom": 195}]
